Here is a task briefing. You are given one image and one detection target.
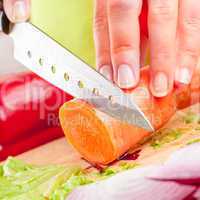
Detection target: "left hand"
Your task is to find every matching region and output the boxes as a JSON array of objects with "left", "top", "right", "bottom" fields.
[
  {"left": 148, "top": 0, "right": 200, "bottom": 97},
  {"left": 173, "top": 0, "right": 200, "bottom": 84},
  {"left": 94, "top": 0, "right": 200, "bottom": 98}
]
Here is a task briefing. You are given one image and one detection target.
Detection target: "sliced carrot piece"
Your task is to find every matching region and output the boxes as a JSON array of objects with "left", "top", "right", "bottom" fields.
[{"left": 59, "top": 66, "right": 200, "bottom": 165}]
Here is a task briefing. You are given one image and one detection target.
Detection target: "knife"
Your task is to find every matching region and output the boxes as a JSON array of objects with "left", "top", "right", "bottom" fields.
[{"left": 0, "top": 4, "right": 154, "bottom": 132}]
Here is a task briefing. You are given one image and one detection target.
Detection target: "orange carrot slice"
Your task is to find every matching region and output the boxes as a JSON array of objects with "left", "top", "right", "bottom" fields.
[{"left": 59, "top": 66, "right": 200, "bottom": 165}]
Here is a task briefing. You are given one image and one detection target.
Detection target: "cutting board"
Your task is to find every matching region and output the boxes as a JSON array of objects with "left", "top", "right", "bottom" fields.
[
  {"left": 17, "top": 137, "right": 89, "bottom": 167},
  {"left": 17, "top": 104, "right": 200, "bottom": 168}
]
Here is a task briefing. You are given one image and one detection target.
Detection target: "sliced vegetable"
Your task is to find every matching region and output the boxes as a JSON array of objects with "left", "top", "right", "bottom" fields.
[
  {"left": 148, "top": 143, "right": 200, "bottom": 185},
  {"left": 150, "top": 129, "right": 182, "bottom": 149},
  {"left": 67, "top": 166, "right": 195, "bottom": 200},
  {"left": 187, "top": 138, "right": 200, "bottom": 145},
  {"left": 183, "top": 111, "right": 200, "bottom": 124},
  {"left": 59, "top": 66, "right": 200, "bottom": 164}
]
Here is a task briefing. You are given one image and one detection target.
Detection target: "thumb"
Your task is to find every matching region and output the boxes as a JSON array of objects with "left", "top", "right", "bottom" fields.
[{"left": 3, "top": 0, "right": 30, "bottom": 23}]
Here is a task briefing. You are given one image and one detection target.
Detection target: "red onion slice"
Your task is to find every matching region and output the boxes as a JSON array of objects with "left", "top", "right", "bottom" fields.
[
  {"left": 148, "top": 144, "right": 200, "bottom": 184},
  {"left": 194, "top": 187, "right": 200, "bottom": 199},
  {"left": 67, "top": 166, "right": 195, "bottom": 200}
]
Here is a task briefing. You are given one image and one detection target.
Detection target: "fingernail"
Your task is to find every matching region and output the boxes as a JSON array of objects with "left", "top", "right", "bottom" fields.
[
  {"left": 13, "top": 0, "right": 27, "bottom": 22},
  {"left": 117, "top": 64, "right": 136, "bottom": 89},
  {"left": 100, "top": 65, "right": 112, "bottom": 81},
  {"left": 176, "top": 67, "right": 191, "bottom": 84},
  {"left": 152, "top": 72, "right": 169, "bottom": 97}
]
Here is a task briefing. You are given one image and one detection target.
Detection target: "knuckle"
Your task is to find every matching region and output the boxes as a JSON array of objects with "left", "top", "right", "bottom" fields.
[
  {"left": 183, "top": 16, "right": 200, "bottom": 32},
  {"left": 94, "top": 14, "right": 107, "bottom": 31},
  {"left": 183, "top": 48, "right": 199, "bottom": 58},
  {"left": 108, "top": 0, "right": 140, "bottom": 13},
  {"left": 149, "top": 1, "right": 176, "bottom": 22},
  {"left": 112, "top": 44, "right": 136, "bottom": 54}
]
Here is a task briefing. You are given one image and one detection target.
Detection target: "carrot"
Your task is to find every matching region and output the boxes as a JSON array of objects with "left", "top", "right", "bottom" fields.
[{"left": 59, "top": 66, "right": 200, "bottom": 165}]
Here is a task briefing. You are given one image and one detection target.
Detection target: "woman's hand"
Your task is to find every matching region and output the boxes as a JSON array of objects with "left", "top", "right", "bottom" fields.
[
  {"left": 3, "top": 0, "right": 30, "bottom": 22},
  {"left": 94, "top": 0, "right": 200, "bottom": 97}
]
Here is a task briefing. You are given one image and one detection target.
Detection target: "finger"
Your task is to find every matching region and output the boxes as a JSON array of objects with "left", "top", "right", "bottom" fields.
[
  {"left": 148, "top": 0, "right": 178, "bottom": 97},
  {"left": 175, "top": 0, "right": 200, "bottom": 85},
  {"left": 107, "top": 0, "right": 142, "bottom": 89},
  {"left": 3, "top": 0, "right": 30, "bottom": 23},
  {"left": 94, "top": 0, "right": 113, "bottom": 81}
]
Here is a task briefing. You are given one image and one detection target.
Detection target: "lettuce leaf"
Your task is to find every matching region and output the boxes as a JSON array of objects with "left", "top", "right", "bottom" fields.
[
  {"left": 0, "top": 157, "right": 138, "bottom": 199},
  {"left": 0, "top": 158, "right": 80, "bottom": 200}
]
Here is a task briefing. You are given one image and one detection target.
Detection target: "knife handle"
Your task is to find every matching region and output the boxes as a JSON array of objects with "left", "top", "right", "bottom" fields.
[{"left": 0, "top": 0, "right": 11, "bottom": 34}]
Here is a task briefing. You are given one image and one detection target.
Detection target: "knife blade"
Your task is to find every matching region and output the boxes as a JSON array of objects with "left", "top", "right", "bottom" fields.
[{"left": 6, "top": 21, "right": 153, "bottom": 131}]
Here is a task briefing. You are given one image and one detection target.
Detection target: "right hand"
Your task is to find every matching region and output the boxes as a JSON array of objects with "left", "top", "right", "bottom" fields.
[{"left": 3, "top": 0, "right": 30, "bottom": 23}]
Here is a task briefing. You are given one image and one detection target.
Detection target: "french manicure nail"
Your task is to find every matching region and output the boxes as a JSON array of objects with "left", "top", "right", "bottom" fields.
[
  {"left": 176, "top": 67, "right": 191, "bottom": 84},
  {"left": 100, "top": 65, "right": 112, "bottom": 81},
  {"left": 152, "top": 72, "right": 168, "bottom": 97},
  {"left": 117, "top": 64, "right": 136, "bottom": 89},
  {"left": 13, "top": 0, "right": 26, "bottom": 22}
]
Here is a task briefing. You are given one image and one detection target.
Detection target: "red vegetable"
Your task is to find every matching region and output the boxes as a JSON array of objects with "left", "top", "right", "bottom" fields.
[
  {"left": 68, "top": 166, "right": 195, "bottom": 200},
  {"left": 0, "top": 72, "right": 72, "bottom": 144},
  {"left": 148, "top": 143, "right": 200, "bottom": 185},
  {"left": 140, "top": 0, "right": 148, "bottom": 36},
  {"left": 0, "top": 127, "right": 63, "bottom": 161}
]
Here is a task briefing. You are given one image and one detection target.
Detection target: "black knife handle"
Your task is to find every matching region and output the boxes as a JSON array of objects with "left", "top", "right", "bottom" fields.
[
  {"left": 0, "top": 0, "right": 11, "bottom": 34},
  {"left": 0, "top": 0, "right": 3, "bottom": 10}
]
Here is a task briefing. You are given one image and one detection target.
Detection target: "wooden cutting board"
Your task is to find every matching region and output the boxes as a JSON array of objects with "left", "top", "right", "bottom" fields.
[
  {"left": 17, "top": 104, "right": 200, "bottom": 168},
  {"left": 17, "top": 137, "right": 89, "bottom": 167}
]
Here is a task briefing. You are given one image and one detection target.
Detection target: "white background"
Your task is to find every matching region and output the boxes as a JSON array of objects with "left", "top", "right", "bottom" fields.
[{"left": 0, "top": 33, "right": 26, "bottom": 74}]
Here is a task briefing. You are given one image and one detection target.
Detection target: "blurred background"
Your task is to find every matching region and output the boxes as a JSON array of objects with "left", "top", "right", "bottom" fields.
[{"left": 0, "top": 33, "right": 67, "bottom": 161}]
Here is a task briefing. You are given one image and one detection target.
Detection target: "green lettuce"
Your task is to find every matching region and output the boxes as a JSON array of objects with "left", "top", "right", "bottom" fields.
[
  {"left": 0, "top": 157, "right": 138, "bottom": 199},
  {"left": 183, "top": 112, "right": 200, "bottom": 124},
  {"left": 0, "top": 158, "right": 80, "bottom": 200}
]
